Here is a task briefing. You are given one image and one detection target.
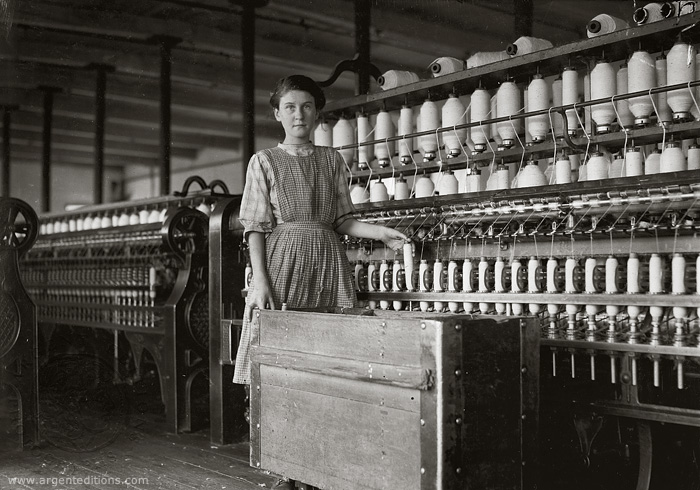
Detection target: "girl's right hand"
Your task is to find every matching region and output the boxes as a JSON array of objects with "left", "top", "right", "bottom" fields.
[{"left": 247, "top": 279, "right": 276, "bottom": 321}]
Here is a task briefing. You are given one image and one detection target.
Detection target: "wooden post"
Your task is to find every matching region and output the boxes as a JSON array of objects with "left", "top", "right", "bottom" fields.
[
  {"left": 1, "top": 106, "right": 16, "bottom": 197},
  {"left": 354, "top": 0, "right": 371, "bottom": 95},
  {"left": 38, "top": 86, "right": 60, "bottom": 213},
  {"left": 89, "top": 64, "right": 114, "bottom": 204},
  {"left": 241, "top": 1, "right": 256, "bottom": 180}
]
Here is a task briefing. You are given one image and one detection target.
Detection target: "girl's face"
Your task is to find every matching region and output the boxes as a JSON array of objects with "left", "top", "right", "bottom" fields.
[{"left": 274, "top": 90, "right": 318, "bottom": 144}]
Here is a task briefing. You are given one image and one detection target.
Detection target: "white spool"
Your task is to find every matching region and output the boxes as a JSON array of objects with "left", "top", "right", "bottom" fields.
[
  {"left": 551, "top": 76, "right": 564, "bottom": 136},
  {"left": 516, "top": 160, "right": 548, "bottom": 188},
  {"left": 367, "top": 261, "right": 377, "bottom": 292},
  {"left": 391, "top": 260, "right": 402, "bottom": 293},
  {"left": 506, "top": 36, "right": 553, "bottom": 56},
  {"left": 442, "top": 94, "right": 467, "bottom": 156},
  {"left": 354, "top": 262, "right": 364, "bottom": 291},
  {"left": 128, "top": 212, "right": 139, "bottom": 225},
  {"left": 356, "top": 114, "right": 373, "bottom": 168},
  {"left": 687, "top": 144, "right": 700, "bottom": 169},
  {"left": 585, "top": 257, "right": 599, "bottom": 293},
  {"left": 527, "top": 257, "right": 540, "bottom": 293},
  {"left": 672, "top": 253, "right": 686, "bottom": 294},
  {"left": 527, "top": 74, "right": 550, "bottom": 142},
  {"left": 555, "top": 155, "right": 572, "bottom": 184},
  {"left": 466, "top": 51, "right": 509, "bottom": 69},
  {"left": 655, "top": 55, "right": 674, "bottom": 124},
  {"left": 605, "top": 256, "right": 619, "bottom": 293},
  {"left": 587, "top": 13, "right": 630, "bottom": 37},
  {"left": 625, "top": 147, "right": 644, "bottom": 176},
  {"left": 627, "top": 254, "right": 641, "bottom": 293},
  {"left": 333, "top": 117, "right": 355, "bottom": 167},
  {"left": 648, "top": 253, "right": 665, "bottom": 293},
  {"left": 496, "top": 81, "right": 522, "bottom": 147},
  {"left": 403, "top": 243, "right": 414, "bottom": 291},
  {"left": 419, "top": 100, "right": 440, "bottom": 160},
  {"left": 374, "top": 110, "right": 395, "bottom": 166},
  {"left": 511, "top": 259, "right": 523, "bottom": 293},
  {"left": 565, "top": 257, "right": 578, "bottom": 293},
  {"left": 313, "top": 120, "right": 333, "bottom": 147},
  {"left": 448, "top": 260, "right": 459, "bottom": 292},
  {"left": 610, "top": 155, "right": 625, "bottom": 178},
  {"left": 438, "top": 170, "right": 459, "bottom": 195},
  {"left": 494, "top": 257, "right": 506, "bottom": 293},
  {"left": 462, "top": 258, "right": 474, "bottom": 293},
  {"left": 590, "top": 60, "right": 617, "bottom": 133},
  {"left": 615, "top": 64, "right": 635, "bottom": 129},
  {"left": 419, "top": 259, "right": 430, "bottom": 292},
  {"left": 370, "top": 179, "right": 389, "bottom": 202},
  {"left": 414, "top": 174, "right": 435, "bottom": 198},
  {"left": 470, "top": 88, "right": 491, "bottom": 151},
  {"left": 349, "top": 183, "right": 370, "bottom": 204},
  {"left": 628, "top": 51, "right": 657, "bottom": 126},
  {"left": 487, "top": 163, "right": 510, "bottom": 190},
  {"left": 378, "top": 70, "right": 420, "bottom": 90},
  {"left": 633, "top": 2, "right": 665, "bottom": 24},
  {"left": 394, "top": 176, "right": 410, "bottom": 200},
  {"left": 645, "top": 148, "right": 662, "bottom": 175},
  {"left": 379, "top": 260, "right": 390, "bottom": 294},
  {"left": 398, "top": 106, "right": 414, "bottom": 164},
  {"left": 430, "top": 57, "right": 464, "bottom": 77},
  {"left": 660, "top": 141, "right": 687, "bottom": 172},
  {"left": 547, "top": 258, "right": 558, "bottom": 293},
  {"left": 434, "top": 260, "right": 445, "bottom": 293},
  {"left": 478, "top": 258, "right": 489, "bottom": 293},
  {"left": 587, "top": 152, "right": 610, "bottom": 180},
  {"left": 562, "top": 67, "right": 579, "bottom": 134},
  {"left": 667, "top": 41, "right": 697, "bottom": 121}
]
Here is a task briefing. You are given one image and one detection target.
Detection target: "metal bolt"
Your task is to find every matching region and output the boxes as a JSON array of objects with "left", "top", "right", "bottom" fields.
[
  {"left": 455, "top": 324, "right": 461, "bottom": 331},
  {"left": 381, "top": 322, "right": 386, "bottom": 327},
  {"left": 520, "top": 319, "right": 526, "bottom": 328},
  {"left": 420, "top": 468, "right": 426, "bottom": 475},
  {"left": 521, "top": 366, "right": 527, "bottom": 374},
  {"left": 456, "top": 468, "right": 462, "bottom": 474},
  {"left": 421, "top": 323, "right": 426, "bottom": 329},
  {"left": 256, "top": 311, "right": 260, "bottom": 318},
  {"left": 455, "top": 417, "right": 462, "bottom": 425},
  {"left": 454, "top": 369, "right": 462, "bottom": 377},
  {"left": 420, "top": 419, "right": 425, "bottom": 426},
  {"left": 521, "top": 414, "right": 527, "bottom": 420},
  {"left": 257, "top": 423, "right": 261, "bottom": 428}
]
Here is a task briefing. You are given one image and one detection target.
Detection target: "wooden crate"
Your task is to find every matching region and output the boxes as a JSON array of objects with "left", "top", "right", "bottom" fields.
[{"left": 249, "top": 309, "right": 539, "bottom": 490}]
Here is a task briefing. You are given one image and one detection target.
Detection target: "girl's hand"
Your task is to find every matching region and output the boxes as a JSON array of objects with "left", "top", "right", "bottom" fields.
[
  {"left": 247, "top": 279, "right": 276, "bottom": 321},
  {"left": 380, "top": 226, "right": 410, "bottom": 253}
]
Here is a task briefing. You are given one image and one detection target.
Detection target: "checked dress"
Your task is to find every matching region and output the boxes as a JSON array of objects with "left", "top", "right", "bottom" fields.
[{"left": 233, "top": 143, "right": 357, "bottom": 384}]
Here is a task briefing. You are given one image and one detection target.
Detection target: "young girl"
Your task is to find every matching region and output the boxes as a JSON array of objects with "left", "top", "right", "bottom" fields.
[{"left": 233, "top": 75, "right": 408, "bottom": 489}]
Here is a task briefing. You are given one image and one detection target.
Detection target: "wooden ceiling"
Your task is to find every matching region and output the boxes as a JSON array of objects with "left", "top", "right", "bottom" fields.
[{"left": 0, "top": 0, "right": 633, "bottom": 172}]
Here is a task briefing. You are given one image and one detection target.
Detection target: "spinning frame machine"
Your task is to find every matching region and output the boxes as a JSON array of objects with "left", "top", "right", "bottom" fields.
[{"left": 318, "top": 11, "right": 700, "bottom": 490}]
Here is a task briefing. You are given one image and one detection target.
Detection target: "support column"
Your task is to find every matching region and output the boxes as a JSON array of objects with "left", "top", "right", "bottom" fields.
[
  {"left": 1, "top": 106, "right": 16, "bottom": 197},
  {"left": 39, "top": 86, "right": 60, "bottom": 213},
  {"left": 513, "top": 0, "right": 534, "bottom": 38},
  {"left": 89, "top": 64, "right": 114, "bottom": 204},
  {"left": 241, "top": 1, "right": 256, "bottom": 178},
  {"left": 354, "top": 0, "right": 371, "bottom": 95},
  {"left": 151, "top": 36, "right": 180, "bottom": 196}
]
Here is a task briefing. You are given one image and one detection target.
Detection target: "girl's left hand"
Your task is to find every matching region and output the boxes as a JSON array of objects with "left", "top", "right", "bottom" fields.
[{"left": 381, "top": 227, "right": 410, "bottom": 253}]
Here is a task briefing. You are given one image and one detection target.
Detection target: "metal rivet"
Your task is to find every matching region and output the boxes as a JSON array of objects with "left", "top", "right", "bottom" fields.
[
  {"left": 256, "top": 311, "right": 260, "bottom": 318},
  {"left": 257, "top": 462, "right": 261, "bottom": 467},
  {"left": 456, "top": 468, "right": 462, "bottom": 474},
  {"left": 256, "top": 423, "right": 261, "bottom": 428},
  {"left": 420, "top": 419, "right": 425, "bottom": 426},
  {"left": 454, "top": 369, "right": 462, "bottom": 377},
  {"left": 381, "top": 322, "right": 386, "bottom": 327},
  {"left": 521, "top": 366, "right": 528, "bottom": 374},
  {"left": 455, "top": 324, "right": 461, "bottom": 331},
  {"left": 420, "top": 468, "right": 426, "bottom": 475},
  {"left": 521, "top": 414, "right": 527, "bottom": 420},
  {"left": 455, "top": 417, "right": 462, "bottom": 425},
  {"left": 421, "top": 323, "right": 426, "bottom": 329}
]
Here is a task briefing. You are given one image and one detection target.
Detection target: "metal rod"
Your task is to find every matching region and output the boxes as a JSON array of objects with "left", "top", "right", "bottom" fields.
[
  {"left": 354, "top": 0, "right": 371, "bottom": 95},
  {"left": 2, "top": 107, "right": 13, "bottom": 197},
  {"left": 241, "top": 1, "right": 256, "bottom": 181}
]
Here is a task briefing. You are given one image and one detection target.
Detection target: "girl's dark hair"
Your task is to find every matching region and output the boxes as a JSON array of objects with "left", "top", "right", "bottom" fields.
[{"left": 269, "top": 75, "right": 326, "bottom": 111}]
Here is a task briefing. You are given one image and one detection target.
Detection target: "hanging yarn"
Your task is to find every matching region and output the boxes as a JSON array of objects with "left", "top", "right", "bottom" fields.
[
  {"left": 490, "top": 95, "right": 501, "bottom": 145},
  {"left": 470, "top": 88, "right": 491, "bottom": 152},
  {"left": 374, "top": 110, "right": 395, "bottom": 167},
  {"left": 377, "top": 70, "right": 420, "bottom": 90},
  {"left": 429, "top": 57, "right": 464, "bottom": 77},
  {"left": 551, "top": 76, "right": 564, "bottom": 136},
  {"left": 313, "top": 119, "right": 333, "bottom": 147},
  {"left": 562, "top": 67, "right": 579, "bottom": 134},
  {"left": 356, "top": 114, "right": 373, "bottom": 169},
  {"left": 660, "top": 141, "right": 687, "bottom": 172},
  {"left": 628, "top": 50, "right": 657, "bottom": 126},
  {"left": 645, "top": 148, "right": 662, "bottom": 174},
  {"left": 590, "top": 60, "right": 617, "bottom": 133},
  {"left": 655, "top": 55, "right": 674, "bottom": 124},
  {"left": 527, "top": 74, "right": 551, "bottom": 142},
  {"left": 667, "top": 41, "right": 696, "bottom": 121},
  {"left": 587, "top": 13, "right": 630, "bottom": 37},
  {"left": 333, "top": 116, "right": 356, "bottom": 168},
  {"left": 397, "top": 106, "right": 414, "bottom": 164},
  {"left": 688, "top": 144, "right": 700, "bottom": 169},
  {"left": 441, "top": 94, "right": 467, "bottom": 157},
  {"left": 506, "top": 36, "right": 553, "bottom": 56},
  {"left": 633, "top": 2, "right": 666, "bottom": 24},
  {"left": 587, "top": 152, "right": 610, "bottom": 180},
  {"left": 555, "top": 155, "right": 572, "bottom": 184},
  {"left": 466, "top": 51, "right": 509, "bottom": 69},
  {"left": 419, "top": 99, "right": 440, "bottom": 161},
  {"left": 615, "top": 64, "right": 635, "bottom": 128},
  {"left": 496, "top": 80, "right": 522, "bottom": 147}
]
